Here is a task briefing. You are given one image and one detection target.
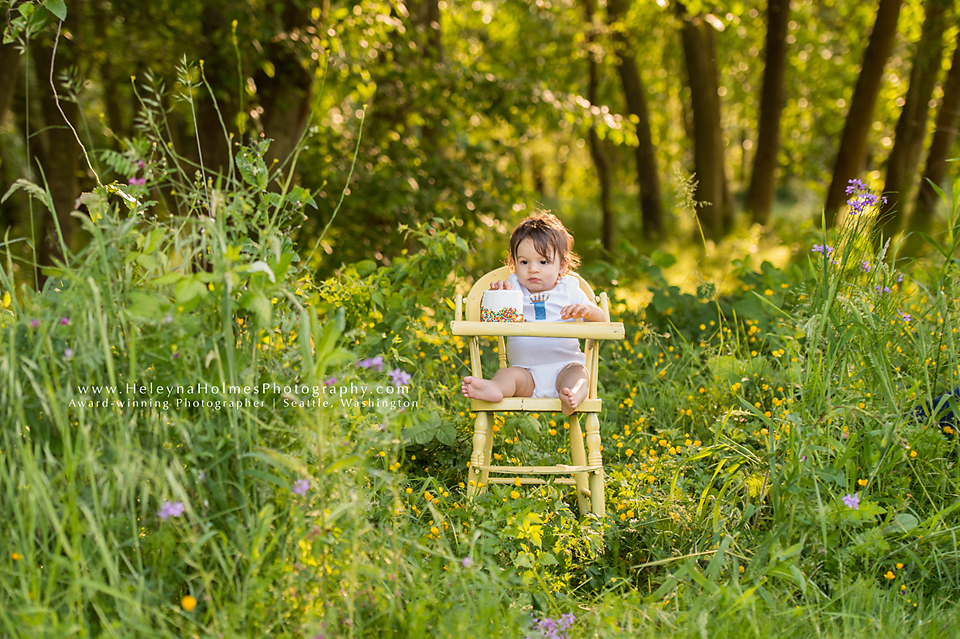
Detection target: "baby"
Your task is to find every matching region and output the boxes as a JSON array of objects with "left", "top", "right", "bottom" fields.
[{"left": 461, "top": 212, "right": 605, "bottom": 415}]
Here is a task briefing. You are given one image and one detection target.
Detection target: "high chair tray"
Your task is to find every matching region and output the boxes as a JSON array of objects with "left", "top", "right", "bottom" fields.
[{"left": 450, "top": 321, "right": 624, "bottom": 340}]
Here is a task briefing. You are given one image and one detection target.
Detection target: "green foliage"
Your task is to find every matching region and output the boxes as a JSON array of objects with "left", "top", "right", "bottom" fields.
[{"left": 2, "top": 0, "right": 65, "bottom": 44}]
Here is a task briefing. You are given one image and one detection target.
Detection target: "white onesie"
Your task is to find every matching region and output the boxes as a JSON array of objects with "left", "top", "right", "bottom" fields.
[{"left": 506, "top": 273, "right": 591, "bottom": 398}]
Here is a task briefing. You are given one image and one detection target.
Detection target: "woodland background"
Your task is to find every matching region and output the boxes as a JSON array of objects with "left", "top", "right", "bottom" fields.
[{"left": 1, "top": 0, "right": 959, "bottom": 282}]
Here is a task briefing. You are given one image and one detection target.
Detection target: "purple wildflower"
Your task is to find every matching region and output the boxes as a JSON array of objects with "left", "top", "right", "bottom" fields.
[
  {"left": 812, "top": 244, "right": 834, "bottom": 255},
  {"left": 158, "top": 500, "right": 185, "bottom": 519},
  {"left": 388, "top": 368, "right": 412, "bottom": 388},
  {"left": 845, "top": 178, "right": 868, "bottom": 195},
  {"left": 60, "top": 317, "right": 69, "bottom": 325},
  {"left": 30, "top": 319, "right": 40, "bottom": 328},
  {"left": 845, "top": 178, "right": 880, "bottom": 215},
  {"left": 861, "top": 261, "right": 871, "bottom": 273},
  {"left": 897, "top": 273, "right": 904, "bottom": 283},
  {"left": 357, "top": 355, "right": 384, "bottom": 372},
  {"left": 128, "top": 177, "right": 146, "bottom": 186},
  {"left": 842, "top": 493, "right": 860, "bottom": 510},
  {"left": 164, "top": 313, "right": 173, "bottom": 324},
  {"left": 293, "top": 478, "right": 310, "bottom": 495},
  {"left": 324, "top": 376, "right": 337, "bottom": 386},
  {"left": 64, "top": 348, "right": 74, "bottom": 359},
  {"left": 899, "top": 311, "right": 910, "bottom": 322},
  {"left": 529, "top": 612, "right": 576, "bottom": 639},
  {"left": 461, "top": 556, "right": 473, "bottom": 568}
]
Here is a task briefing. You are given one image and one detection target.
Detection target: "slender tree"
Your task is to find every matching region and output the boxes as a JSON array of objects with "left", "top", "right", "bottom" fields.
[
  {"left": 410, "top": 0, "right": 443, "bottom": 152},
  {"left": 823, "top": 0, "right": 903, "bottom": 226},
  {"left": 678, "top": 7, "right": 730, "bottom": 239},
  {"left": 26, "top": 26, "right": 82, "bottom": 280},
  {"left": 875, "top": 0, "right": 952, "bottom": 240},
  {"left": 909, "top": 33, "right": 960, "bottom": 245},
  {"left": 607, "top": 0, "right": 663, "bottom": 239},
  {"left": 255, "top": 1, "right": 318, "bottom": 168},
  {"left": 580, "top": 0, "right": 614, "bottom": 249},
  {"left": 0, "top": 41, "right": 20, "bottom": 121},
  {"left": 745, "top": 0, "right": 790, "bottom": 225}
]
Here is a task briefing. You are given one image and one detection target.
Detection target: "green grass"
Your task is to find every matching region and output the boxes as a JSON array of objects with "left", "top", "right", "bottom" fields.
[{"left": 4, "top": 138, "right": 960, "bottom": 637}]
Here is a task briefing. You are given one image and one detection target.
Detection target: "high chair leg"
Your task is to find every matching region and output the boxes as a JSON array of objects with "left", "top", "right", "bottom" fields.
[
  {"left": 584, "top": 413, "right": 605, "bottom": 516},
  {"left": 567, "top": 414, "right": 592, "bottom": 517},
  {"left": 467, "top": 412, "right": 491, "bottom": 498},
  {"left": 481, "top": 414, "right": 495, "bottom": 489}
]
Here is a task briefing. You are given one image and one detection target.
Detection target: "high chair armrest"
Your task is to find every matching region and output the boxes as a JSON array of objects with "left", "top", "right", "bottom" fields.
[{"left": 450, "top": 320, "right": 624, "bottom": 341}]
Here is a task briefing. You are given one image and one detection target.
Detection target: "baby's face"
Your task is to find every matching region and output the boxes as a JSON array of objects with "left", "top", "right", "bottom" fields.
[{"left": 514, "top": 238, "right": 564, "bottom": 293}]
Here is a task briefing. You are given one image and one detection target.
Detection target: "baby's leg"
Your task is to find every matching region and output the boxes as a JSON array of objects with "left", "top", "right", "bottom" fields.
[
  {"left": 556, "top": 363, "right": 590, "bottom": 416},
  {"left": 462, "top": 367, "right": 535, "bottom": 403}
]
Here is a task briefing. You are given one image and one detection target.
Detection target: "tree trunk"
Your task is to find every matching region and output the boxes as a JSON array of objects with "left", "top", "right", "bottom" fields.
[
  {"left": 608, "top": 0, "right": 663, "bottom": 239},
  {"left": 823, "top": 0, "right": 903, "bottom": 227},
  {"left": 581, "top": 0, "right": 614, "bottom": 250},
  {"left": 30, "top": 36, "right": 81, "bottom": 279},
  {"left": 875, "top": 0, "right": 951, "bottom": 239},
  {"left": 746, "top": 0, "right": 790, "bottom": 226},
  {"left": 909, "top": 33, "right": 960, "bottom": 245},
  {"left": 0, "top": 41, "right": 21, "bottom": 121},
  {"left": 679, "top": 9, "right": 730, "bottom": 240},
  {"left": 255, "top": 2, "right": 315, "bottom": 168},
  {"left": 193, "top": 3, "right": 236, "bottom": 178},
  {"left": 92, "top": 0, "right": 124, "bottom": 144},
  {"left": 409, "top": 0, "right": 443, "bottom": 153}
]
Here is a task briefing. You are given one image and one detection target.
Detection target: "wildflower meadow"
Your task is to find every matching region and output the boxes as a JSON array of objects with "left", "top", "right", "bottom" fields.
[
  {"left": 2, "top": 3, "right": 960, "bottom": 631},
  {"left": 4, "top": 124, "right": 960, "bottom": 638}
]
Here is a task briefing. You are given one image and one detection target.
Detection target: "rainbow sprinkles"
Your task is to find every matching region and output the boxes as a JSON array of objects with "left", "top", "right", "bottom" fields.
[{"left": 480, "top": 289, "right": 524, "bottom": 323}]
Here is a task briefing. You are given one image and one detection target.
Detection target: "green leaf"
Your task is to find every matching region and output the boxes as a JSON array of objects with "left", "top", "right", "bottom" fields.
[
  {"left": 43, "top": 0, "right": 66, "bottom": 21},
  {"left": 135, "top": 253, "right": 158, "bottom": 271},
  {"left": 883, "top": 513, "right": 919, "bottom": 534},
  {"left": 538, "top": 552, "right": 558, "bottom": 566},
  {"left": 175, "top": 277, "right": 208, "bottom": 306},
  {"left": 323, "top": 455, "right": 363, "bottom": 474},
  {"left": 401, "top": 411, "right": 455, "bottom": 446},
  {"left": 288, "top": 185, "right": 317, "bottom": 209},
  {"left": 240, "top": 291, "right": 272, "bottom": 326},
  {"left": 152, "top": 272, "right": 183, "bottom": 286},
  {"left": 434, "top": 423, "right": 457, "bottom": 446},
  {"left": 236, "top": 142, "right": 270, "bottom": 190},
  {"left": 126, "top": 291, "right": 164, "bottom": 319}
]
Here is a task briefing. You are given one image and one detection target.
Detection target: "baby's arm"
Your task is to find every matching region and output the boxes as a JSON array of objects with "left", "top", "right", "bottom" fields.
[{"left": 560, "top": 303, "right": 606, "bottom": 322}]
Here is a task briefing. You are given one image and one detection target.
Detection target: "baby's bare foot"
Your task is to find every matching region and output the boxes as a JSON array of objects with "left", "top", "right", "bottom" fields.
[
  {"left": 462, "top": 376, "right": 504, "bottom": 403},
  {"left": 559, "top": 385, "right": 588, "bottom": 416}
]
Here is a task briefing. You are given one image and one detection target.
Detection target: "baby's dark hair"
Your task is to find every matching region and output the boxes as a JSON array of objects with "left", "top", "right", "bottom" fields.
[{"left": 508, "top": 211, "right": 581, "bottom": 275}]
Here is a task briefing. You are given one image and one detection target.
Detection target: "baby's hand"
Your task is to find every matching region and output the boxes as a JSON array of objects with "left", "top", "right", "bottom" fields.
[
  {"left": 490, "top": 280, "right": 513, "bottom": 290},
  {"left": 560, "top": 304, "right": 593, "bottom": 320}
]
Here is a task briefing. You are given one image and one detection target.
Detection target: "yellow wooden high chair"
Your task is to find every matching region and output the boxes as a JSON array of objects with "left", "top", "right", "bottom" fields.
[{"left": 451, "top": 266, "right": 624, "bottom": 516}]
